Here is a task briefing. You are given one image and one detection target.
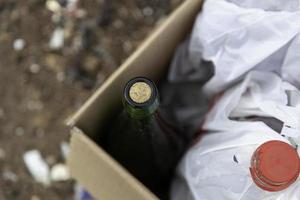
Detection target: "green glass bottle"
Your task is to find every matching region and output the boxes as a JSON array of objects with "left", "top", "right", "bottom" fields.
[{"left": 105, "top": 77, "right": 185, "bottom": 198}]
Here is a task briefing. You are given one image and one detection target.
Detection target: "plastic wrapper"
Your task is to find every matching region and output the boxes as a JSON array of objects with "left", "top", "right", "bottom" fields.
[
  {"left": 171, "top": 71, "right": 300, "bottom": 200},
  {"left": 177, "top": 0, "right": 300, "bottom": 95}
]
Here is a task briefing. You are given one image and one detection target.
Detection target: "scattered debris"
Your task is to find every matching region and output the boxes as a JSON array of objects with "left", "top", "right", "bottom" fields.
[
  {"left": 96, "top": 72, "right": 106, "bottom": 84},
  {"left": 29, "top": 63, "right": 41, "bottom": 74},
  {"left": 56, "top": 71, "right": 66, "bottom": 82},
  {"left": 23, "top": 150, "right": 50, "bottom": 186},
  {"left": 66, "top": 66, "right": 96, "bottom": 89},
  {"left": 142, "top": 7, "right": 154, "bottom": 17},
  {"left": 13, "top": 38, "right": 25, "bottom": 51},
  {"left": 45, "top": 53, "right": 61, "bottom": 72},
  {"left": 49, "top": 27, "right": 64, "bottom": 49},
  {"left": 27, "top": 100, "right": 44, "bottom": 111},
  {"left": 60, "top": 142, "right": 70, "bottom": 158},
  {"left": 65, "top": 0, "right": 78, "bottom": 11},
  {"left": 51, "top": 12, "right": 63, "bottom": 24},
  {"left": 30, "top": 195, "right": 41, "bottom": 200},
  {"left": 64, "top": 0, "right": 86, "bottom": 18},
  {"left": 50, "top": 163, "right": 70, "bottom": 181},
  {"left": 64, "top": 20, "right": 75, "bottom": 39},
  {"left": 15, "top": 126, "right": 25, "bottom": 136},
  {"left": 81, "top": 77, "right": 95, "bottom": 89},
  {"left": 66, "top": 65, "right": 82, "bottom": 81},
  {"left": 123, "top": 41, "right": 133, "bottom": 54},
  {"left": 73, "top": 8, "right": 86, "bottom": 19},
  {"left": 132, "top": 8, "right": 143, "bottom": 20},
  {"left": 96, "top": 1, "right": 112, "bottom": 27},
  {"left": 58, "top": 0, "right": 68, "bottom": 7},
  {"left": 46, "top": 0, "right": 62, "bottom": 13},
  {"left": 0, "top": 148, "right": 6, "bottom": 160},
  {"left": 83, "top": 55, "right": 99, "bottom": 73},
  {"left": 3, "top": 170, "right": 18, "bottom": 182},
  {"left": 35, "top": 128, "right": 45, "bottom": 138},
  {"left": 79, "top": 25, "right": 95, "bottom": 50},
  {"left": 45, "top": 155, "right": 57, "bottom": 166},
  {"left": 112, "top": 19, "right": 124, "bottom": 29}
]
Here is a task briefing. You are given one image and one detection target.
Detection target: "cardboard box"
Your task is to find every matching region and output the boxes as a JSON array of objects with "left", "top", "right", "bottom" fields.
[{"left": 67, "top": 0, "right": 203, "bottom": 199}]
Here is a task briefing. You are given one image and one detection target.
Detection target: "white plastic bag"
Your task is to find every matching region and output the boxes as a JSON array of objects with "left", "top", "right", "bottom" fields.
[
  {"left": 227, "top": 0, "right": 300, "bottom": 11},
  {"left": 187, "top": 0, "right": 300, "bottom": 95},
  {"left": 171, "top": 71, "right": 300, "bottom": 200}
]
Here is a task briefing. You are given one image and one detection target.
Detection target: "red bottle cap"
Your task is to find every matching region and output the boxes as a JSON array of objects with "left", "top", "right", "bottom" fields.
[{"left": 250, "top": 140, "right": 300, "bottom": 191}]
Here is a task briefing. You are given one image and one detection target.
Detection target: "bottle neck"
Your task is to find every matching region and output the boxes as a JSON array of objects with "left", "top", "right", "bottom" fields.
[
  {"left": 123, "top": 97, "right": 159, "bottom": 120},
  {"left": 122, "top": 77, "right": 160, "bottom": 120}
]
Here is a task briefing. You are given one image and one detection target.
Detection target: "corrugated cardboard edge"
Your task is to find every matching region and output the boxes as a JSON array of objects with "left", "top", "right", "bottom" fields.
[
  {"left": 68, "top": 127, "right": 159, "bottom": 200},
  {"left": 66, "top": 0, "right": 203, "bottom": 131}
]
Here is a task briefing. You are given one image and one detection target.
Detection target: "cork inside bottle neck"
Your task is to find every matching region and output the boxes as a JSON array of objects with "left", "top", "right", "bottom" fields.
[{"left": 129, "top": 82, "right": 152, "bottom": 104}]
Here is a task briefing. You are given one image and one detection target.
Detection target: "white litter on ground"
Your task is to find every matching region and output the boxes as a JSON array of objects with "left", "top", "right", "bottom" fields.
[
  {"left": 60, "top": 142, "right": 70, "bottom": 158},
  {"left": 23, "top": 150, "right": 50, "bottom": 186},
  {"left": 49, "top": 28, "right": 64, "bottom": 49},
  {"left": 13, "top": 39, "right": 25, "bottom": 51},
  {"left": 29, "top": 63, "right": 41, "bottom": 74},
  {"left": 46, "top": 0, "right": 62, "bottom": 13},
  {"left": 50, "top": 163, "right": 70, "bottom": 181}
]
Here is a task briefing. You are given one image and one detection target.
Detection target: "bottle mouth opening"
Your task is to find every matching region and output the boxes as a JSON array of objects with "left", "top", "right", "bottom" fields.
[
  {"left": 124, "top": 77, "right": 158, "bottom": 108},
  {"left": 250, "top": 140, "right": 300, "bottom": 192}
]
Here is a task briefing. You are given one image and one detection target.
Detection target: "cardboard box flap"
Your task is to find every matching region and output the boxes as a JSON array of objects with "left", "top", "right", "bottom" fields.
[
  {"left": 67, "top": 0, "right": 203, "bottom": 137},
  {"left": 68, "top": 127, "right": 158, "bottom": 200}
]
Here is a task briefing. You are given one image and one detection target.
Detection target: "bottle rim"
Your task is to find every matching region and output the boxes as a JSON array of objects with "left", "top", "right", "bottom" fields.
[
  {"left": 123, "top": 77, "right": 159, "bottom": 119},
  {"left": 124, "top": 77, "right": 158, "bottom": 108}
]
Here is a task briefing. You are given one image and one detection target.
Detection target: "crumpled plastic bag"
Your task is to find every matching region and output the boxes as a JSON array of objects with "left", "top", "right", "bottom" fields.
[
  {"left": 171, "top": 71, "right": 300, "bottom": 200},
  {"left": 227, "top": 0, "right": 300, "bottom": 11},
  {"left": 168, "top": 0, "right": 300, "bottom": 199},
  {"left": 170, "top": 0, "right": 300, "bottom": 95}
]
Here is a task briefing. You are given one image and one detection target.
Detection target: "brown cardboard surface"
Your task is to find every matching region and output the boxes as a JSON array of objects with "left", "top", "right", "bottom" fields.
[
  {"left": 67, "top": 0, "right": 203, "bottom": 199},
  {"left": 69, "top": 127, "right": 158, "bottom": 200}
]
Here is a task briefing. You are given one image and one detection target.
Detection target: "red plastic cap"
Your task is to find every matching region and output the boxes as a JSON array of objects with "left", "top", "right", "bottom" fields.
[{"left": 250, "top": 140, "right": 300, "bottom": 191}]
